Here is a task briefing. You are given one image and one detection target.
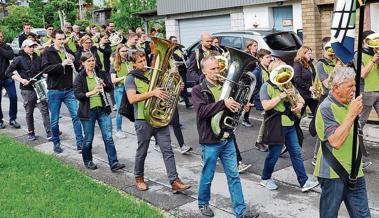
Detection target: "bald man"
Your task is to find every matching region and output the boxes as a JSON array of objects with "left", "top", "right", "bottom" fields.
[{"left": 187, "top": 32, "right": 217, "bottom": 85}]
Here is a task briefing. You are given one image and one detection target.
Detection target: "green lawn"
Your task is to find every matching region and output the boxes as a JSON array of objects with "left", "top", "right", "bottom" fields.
[{"left": 0, "top": 135, "right": 164, "bottom": 218}]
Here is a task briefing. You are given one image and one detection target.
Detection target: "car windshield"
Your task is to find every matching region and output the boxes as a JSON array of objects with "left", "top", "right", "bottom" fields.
[{"left": 264, "top": 32, "right": 299, "bottom": 51}]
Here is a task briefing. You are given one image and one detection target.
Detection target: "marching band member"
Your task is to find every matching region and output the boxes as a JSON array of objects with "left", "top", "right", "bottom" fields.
[
  {"left": 73, "top": 52, "right": 125, "bottom": 172},
  {"left": 42, "top": 29, "right": 84, "bottom": 153},
  {"left": 63, "top": 22, "right": 78, "bottom": 53},
  {"left": 5, "top": 39, "right": 50, "bottom": 141},
  {"left": 188, "top": 32, "right": 218, "bottom": 85},
  {"left": 18, "top": 23, "right": 32, "bottom": 48},
  {"left": 314, "top": 67, "right": 370, "bottom": 217},
  {"left": 74, "top": 35, "right": 102, "bottom": 72},
  {"left": 0, "top": 31, "right": 19, "bottom": 129},
  {"left": 252, "top": 49, "right": 272, "bottom": 152},
  {"left": 191, "top": 55, "right": 258, "bottom": 218},
  {"left": 259, "top": 60, "right": 318, "bottom": 192},
  {"left": 125, "top": 50, "right": 191, "bottom": 193},
  {"left": 292, "top": 46, "right": 318, "bottom": 117},
  {"left": 111, "top": 44, "right": 131, "bottom": 138},
  {"left": 41, "top": 24, "right": 54, "bottom": 47}
]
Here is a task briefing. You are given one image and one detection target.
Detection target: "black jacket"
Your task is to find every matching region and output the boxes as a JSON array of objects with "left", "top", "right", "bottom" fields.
[
  {"left": 97, "top": 43, "right": 112, "bottom": 73},
  {"left": 41, "top": 46, "right": 75, "bottom": 90},
  {"left": 5, "top": 51, "right": 42, "bottom": 90},
  {"left": 187, "top": 45, "right": 217, "bottom": 85},
  {"left": 0, "top": 42, "right": 14, "bottom": 81},
  {"left": 74, "top": 46, "right": 103, "bottom": 72},
  {"left": 18, "top": 32, "right": 28, "bottom": 48},
  {"left": 191, "top": 80, "right": 227, "bottom": 144},
  {"left": 73, "top": 69, "right": 113, "bottom": 120},
  {"left": 292, "top": 61, "right": 316, "bottom": 100}
]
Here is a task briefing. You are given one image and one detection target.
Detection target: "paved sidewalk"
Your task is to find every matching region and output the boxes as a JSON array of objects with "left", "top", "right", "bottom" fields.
[{"left": 1, "top": 97, "right": 379, "bottom": 218}]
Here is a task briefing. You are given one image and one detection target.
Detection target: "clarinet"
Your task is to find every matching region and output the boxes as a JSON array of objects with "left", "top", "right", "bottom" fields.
[
  {"left": 63, "top": 47, "right": 78, "bottom": 78},
  {"left": 93, "top": 71, "right": 111, "bottom": 110}
]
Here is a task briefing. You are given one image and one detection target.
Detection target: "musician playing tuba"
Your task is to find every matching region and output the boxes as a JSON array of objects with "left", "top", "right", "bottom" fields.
[{"left": 125, "top": 50, "right": 191, "bottom": 193}]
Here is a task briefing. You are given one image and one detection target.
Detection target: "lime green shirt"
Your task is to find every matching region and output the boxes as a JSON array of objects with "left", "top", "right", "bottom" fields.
[
  {"left": 362, "top": 53, "right": 379, "bottom": 92},
  {"left": 67, "top": 37, "right": 77, "bottom": 53},
  {"left": 57, "top": 49, "right": 66, "bottom": 62},
  {"left": 97, "top": 50, "right": 105, "bottom": 71},
  {"left": 86, "top": 75, "right": 103, "bottom": 109},
  {"left": 260, "top": 82, "right": 294, "bottom": 126},
  {"left": 314, "top": 94, "right": 363, "bottom": 179},
  {"left": 116, "top": 62, "right": 132, "bottom": 86},
  {"left": 208, "top": 83, "right": 222, "bottom": 101},
  {"left": 125, "top": 71, "right": 151, "bottom": 120},
  {"left": 262, "top": 67, "right": 270, "bottom": 83}
]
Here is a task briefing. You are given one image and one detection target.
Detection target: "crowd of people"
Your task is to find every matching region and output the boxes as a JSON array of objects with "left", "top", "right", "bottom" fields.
[{"left": 0, "top": 20, "right": 378, "bottom": 218}]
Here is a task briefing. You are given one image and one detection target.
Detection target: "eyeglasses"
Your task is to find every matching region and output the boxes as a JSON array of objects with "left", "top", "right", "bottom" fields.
[
  {"left": 119, "top": 50, "right": 128, "bottom": 53},
  {"left": 84, "top": 41, "right": 92, "bottom": 44}
]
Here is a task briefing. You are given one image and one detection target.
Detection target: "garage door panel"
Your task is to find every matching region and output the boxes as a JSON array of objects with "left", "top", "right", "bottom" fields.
[{"left": 179, "top": 15, "right": 230, "bottom": 48}]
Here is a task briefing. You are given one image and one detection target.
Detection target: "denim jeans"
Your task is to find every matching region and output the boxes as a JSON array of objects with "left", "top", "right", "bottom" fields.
[
  {"left": 198, "top": 139, "right": 247, "bottom": 218},
  {"left": 81, "top": 107, "right": 118, "bottom": 167},
  {"left": 47, "top": 89, "right": 83, "bottom": 146},
  {"left": 319, "top": 177, "right": 371, "bottom": 218},
  {"left": 114, "top": 86, "right": 124, "bottom": 131},
  {"left": 0, "top": 79, "right": 17, "bottom": 122},
  {"left": 262, "top": 126, "right": 308, "bottom": 187}
]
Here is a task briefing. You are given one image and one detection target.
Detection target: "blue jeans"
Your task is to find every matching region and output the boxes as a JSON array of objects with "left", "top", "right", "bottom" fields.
[
  {"left": 198, "top": 139, "right": 246, "bottom": 218},
  {"left": 81, "top": 107, "right": 118, "bottom": 167},
  {"left": 262, "top": 126, "right": 308, "bottom": 187},
  {"left": 114, "top": 86, "right": 124, "bottom": 131},
  {"left": 319, "top": 177, "right": 371, "bottom": 218},
  {"left": 0, "top": 79, "right": 17, "bottom": 122},
  {"left": 47, "top": 89, "right": 83, "bottom": 146}
]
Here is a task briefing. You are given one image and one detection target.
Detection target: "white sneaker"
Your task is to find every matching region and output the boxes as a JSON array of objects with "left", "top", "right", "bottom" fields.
[
  {"left": 238, "top": 161, "right": 251, "bottom": 173},
  {"left": 115, "top": 130, "right": 126, "bottom": 139},
  {"left": 180, "top": 144, "right": 192, "bottom": 154},
  {"left": 260, "top": 179, "right": 278, "bottom": 190},
  {"left": 301, "top": 177, "right": 319, "bottom": 192},
  {"left": 153, "top": 144, "right": 161, "bottom": 152}
]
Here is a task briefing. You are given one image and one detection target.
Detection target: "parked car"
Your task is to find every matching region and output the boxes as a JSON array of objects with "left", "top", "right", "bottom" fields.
[
  {"left": 7, "top": 28, "right": 47, "bottom": 56},
  {"left": 186, "top": 29, "right": 303, "bottom": 65}
]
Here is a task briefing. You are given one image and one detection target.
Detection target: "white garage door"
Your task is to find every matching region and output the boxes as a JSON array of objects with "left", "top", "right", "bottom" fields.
[{"left": 179, "top": 15, "right": 231, "bottom": 48}]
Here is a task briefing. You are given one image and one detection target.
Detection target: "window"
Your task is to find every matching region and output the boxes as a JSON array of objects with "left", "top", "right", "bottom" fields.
[
  {"left": 220, "top": 36, "right": 242, "bottom": 49},
  {"left": 264, "top": 32, "right": 300, "bottom": 51}
]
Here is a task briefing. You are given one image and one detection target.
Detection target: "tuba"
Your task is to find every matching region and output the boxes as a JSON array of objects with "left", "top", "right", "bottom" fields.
[
  {"left": 270, "top": 65, "right": 301, "bottom": 119},
  {"left": 365, "top": 33, "right": 379, "bottom": 54},
  {"left": 211, "top": 47, "right": 257, "bottom": 139},
  {"left": 143, "top": 37, "right": 183, "bottom": 128}
]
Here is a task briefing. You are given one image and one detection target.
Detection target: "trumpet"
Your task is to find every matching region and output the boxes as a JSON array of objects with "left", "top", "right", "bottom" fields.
[
  {"left": 365, "top": 33, "right": 379, "bottom": 54},
  {"left": 270, "top": 65, "right": 302, "bottom": 119}
]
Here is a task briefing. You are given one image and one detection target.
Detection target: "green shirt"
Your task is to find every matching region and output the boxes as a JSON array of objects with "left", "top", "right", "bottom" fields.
[
  {"left": 86, "top": 75, "right": 103, "bottom": 109},
  {"left": 97, "top": 50, "right": 105, "bottom": 71},
  {"left": 116, "top": 62, "right": 132, "bottom": 86},
  {"left": 260, "top": 82, "right": 294, "bottom": 126},
  {"left": 57, "top": 49, "right": 66, "bottom": 62},
  {"left": 362, "top": 53, "right": 379, "bottom": 92},
  {"left": 262, "top": 67, "right": 270, "bottom": 83},
  {"left": 208, "top": 83, "right": 222, "bottom": 101},
  {"left": 314, "top": 94, "right": 363, "bottom": 179},
  {"left": 67, "top": 37, "right": 77, "bottom": 53}
]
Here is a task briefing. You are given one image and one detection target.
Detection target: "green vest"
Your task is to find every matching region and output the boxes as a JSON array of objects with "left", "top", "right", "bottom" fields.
[
  {"left": 86, "top": 75, "right": 103, "bottom": 109},
  {"left": 319, "top": 59, "right": 336, "bottom": 94},
  {"left": 266, "top": 83, "right": 294, "bottom": 126},
  {"left": 262, "top": 67, "right": 270, "bottom": 83},
  {"left": 135, "top": 72, "right": 151, "bottom": 119},
  {"left": 362, "top": 53, "right": 379, "bottom": 92},
  {"left": 314, "top": 96, "right": 364, "bottom": 179}
]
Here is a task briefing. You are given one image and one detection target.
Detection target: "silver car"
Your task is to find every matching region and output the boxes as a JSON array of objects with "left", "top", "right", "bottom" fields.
[{"left": 7, "top": 28, "right": 47, "bottom": 55}]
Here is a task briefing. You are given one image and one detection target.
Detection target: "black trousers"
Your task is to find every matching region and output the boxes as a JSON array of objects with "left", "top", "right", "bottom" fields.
[{"left": 170, "top": 108, "right": 184, "bottom": 147}]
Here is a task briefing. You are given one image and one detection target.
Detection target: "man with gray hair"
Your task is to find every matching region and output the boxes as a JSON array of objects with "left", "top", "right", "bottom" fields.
[{"left": 314, "top": 66, "right": 371, "bottom": 217}]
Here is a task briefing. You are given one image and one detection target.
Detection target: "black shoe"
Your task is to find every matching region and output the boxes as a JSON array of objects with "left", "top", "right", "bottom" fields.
[
  {"left": 53, "top": 143, "right": 63, "bottom": 154},
  {"left": 85, "top": 161, "right": 98, "bottom": 170},
  {"left": 9, "top": 120, "right": 21, "bottom": 129},
  {"left": 0, "top": 121, "right": 5, "bottom": 129},
  {"left": 111, "top": 162, "right": 126, "bottom": 172},
  {"left": 242, "top": 119, "right": 253, "bottom": 127},
  {"left": 255, "top": 142, "right": 268, "bottom": 152},
  {"left": 243, "top": 210, "right": 260, "bottom": 218},
  {"left": 199, "top": 205, "right": 214, "bottom": 217}
]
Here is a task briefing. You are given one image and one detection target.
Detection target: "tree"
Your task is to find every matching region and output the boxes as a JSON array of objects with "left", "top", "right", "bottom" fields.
[{"left": 111, "top": 0, "right": 156, "bottom": 31}]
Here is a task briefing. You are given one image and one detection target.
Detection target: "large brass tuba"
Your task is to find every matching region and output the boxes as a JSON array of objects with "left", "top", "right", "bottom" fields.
[
  {"left": 270, "top": 64, "right": 301, "bottom": 118},
  {"left": 211, "top": 47, "right": 257, "bottom": 139},
  {"left": 365, "top": 33, "right": 379, "bottom": 53},
  {"left": 143, "top": 37, "right": 183, "bottom": 127}
]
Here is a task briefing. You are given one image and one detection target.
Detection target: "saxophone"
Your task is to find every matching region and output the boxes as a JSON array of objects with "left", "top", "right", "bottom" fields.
[
  {"left": 270, "top": 65, "right": 302, "bottom": 119},
  {"left": 94, "top": 71, "right": 111, "bottom": 111},
  {"left": 211, "top": 47, "right": 257, "bottom": 139},
  {"left": 143, "top": 37, "right": 183, "bottom": 128}
]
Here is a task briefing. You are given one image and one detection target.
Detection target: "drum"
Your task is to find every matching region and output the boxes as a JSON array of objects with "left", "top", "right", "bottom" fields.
[{"left": 32, "top": 78, "right": 48, "bottom": 103}]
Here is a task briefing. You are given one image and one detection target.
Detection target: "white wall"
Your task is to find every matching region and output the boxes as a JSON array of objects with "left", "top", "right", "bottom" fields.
[
  {"left": 231, "top": 12, "right": 245, "bottom": 31},
  {"left": 243, "top": 6, "right": 273, "bottom": 30},
  {"left": 370, "top": 3, "right": 379, "bottom": 33},
  {"left": 165, "top": 19, "right": 180, "bottom": 41},
  {"left": 292, "top": 2, "right": 303, "bottom": 33}
]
